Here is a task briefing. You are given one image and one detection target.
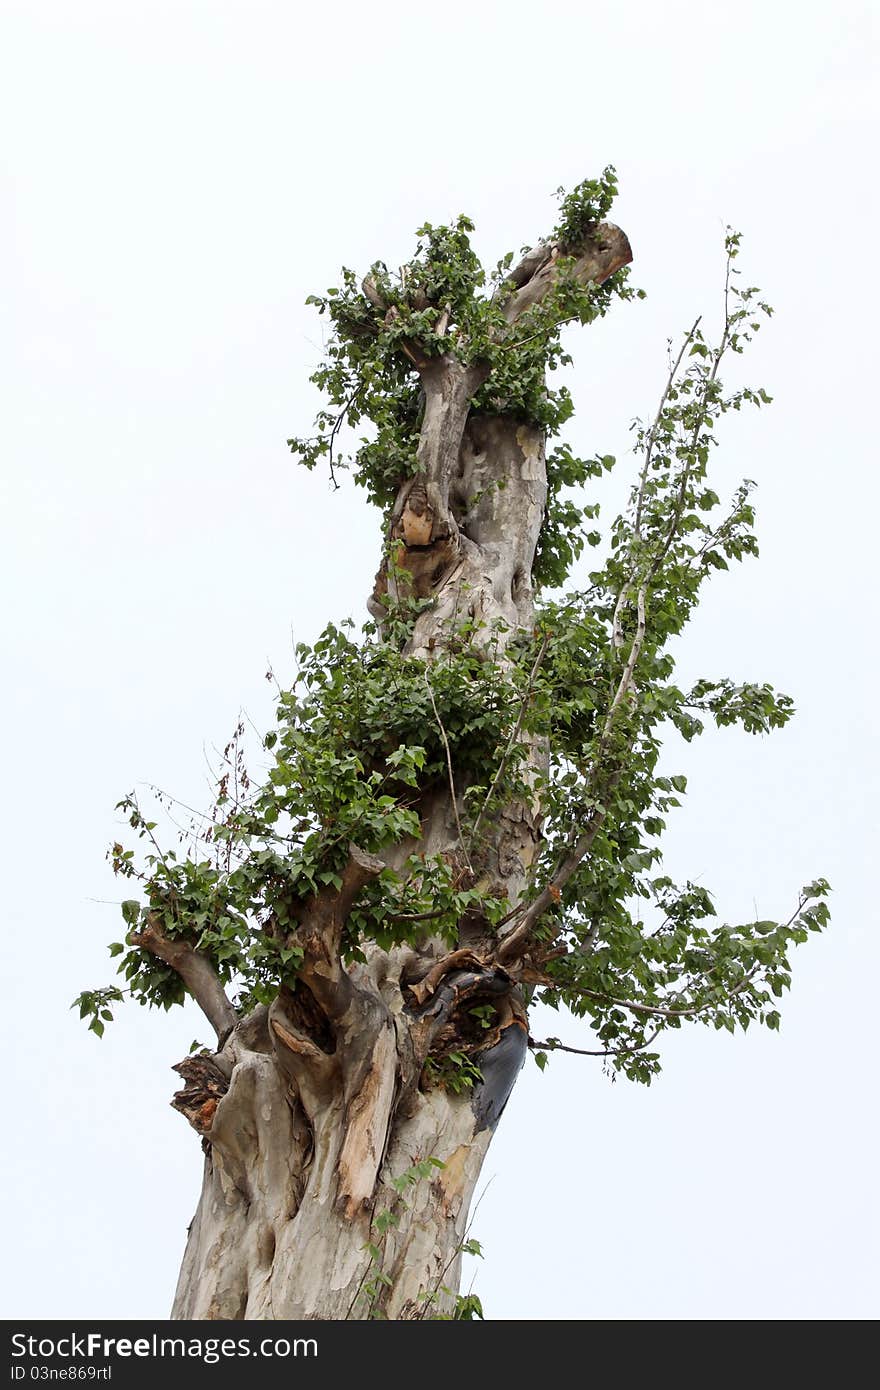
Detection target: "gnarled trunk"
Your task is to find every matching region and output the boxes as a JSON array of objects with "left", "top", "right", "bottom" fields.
[
  {"left": 169, "top": 411, "right": 543, "bottom": 1322},
  {"left": 171, "top": 993, "right": 515, "bottom": 1321},
  {"left": 161, "top": 224, "right": 631, "bottom": 1320}
]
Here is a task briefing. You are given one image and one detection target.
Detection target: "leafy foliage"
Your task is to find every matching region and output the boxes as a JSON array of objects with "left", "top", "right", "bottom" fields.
[
  {"left": 423, "top": 1050, "right": 484, "bottom": 1095},
  {"left": 80, "top": 179, "right": 829, "bottom": 1086},
  {"left": 553, "top": 167, "right": 621, "bottom": 246},
  {"left": 287, "top": 165, "right": 642, "bottom": 587}
]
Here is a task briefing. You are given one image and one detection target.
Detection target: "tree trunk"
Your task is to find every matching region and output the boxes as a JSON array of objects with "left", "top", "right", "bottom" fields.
[
  {"left": 169, "top": 409, "right": 543, "bottom": 1321},
  {"left": 168, "top": 403, "right": 544, "bottom": 1312},
  {"left": 163, "top": 225, "right": 631, "bottom": 1320},
  {"left": 170, "top": 995, "right": 512, "bottom": 1321}
]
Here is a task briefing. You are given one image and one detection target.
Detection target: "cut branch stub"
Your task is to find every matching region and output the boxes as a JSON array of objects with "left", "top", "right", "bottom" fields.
[
  {"left": 372, "top": 225, "right": 630, "bottom": 648},
  {"left": 171, "top": 1054, "right": 230, "bottom": 1137},
  {"left": 500, "top": 221, "right": 633, "bottom": 325}
]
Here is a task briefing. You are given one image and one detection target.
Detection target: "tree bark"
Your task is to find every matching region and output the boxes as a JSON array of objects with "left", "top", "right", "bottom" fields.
[
  {"left": 170, "top": 409, "right": 541, "bottom": 1322},
  {"left": 171, "top": 987, "right": 519, "bottom": 1320},
  {"left": 166, "top": 222, "right": 631, "bottom": 1320}
]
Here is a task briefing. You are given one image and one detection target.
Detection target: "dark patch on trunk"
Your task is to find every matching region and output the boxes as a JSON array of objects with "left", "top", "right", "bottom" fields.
[
  {"left": 171, "top": 1054, "right": 230, "bottom": 1136},
  {"left": 278, "top": 981, "right": 337, "bottom": 1054},
  {"left": 471, "top": 1018, "right": 528, "bottom": 1132}
]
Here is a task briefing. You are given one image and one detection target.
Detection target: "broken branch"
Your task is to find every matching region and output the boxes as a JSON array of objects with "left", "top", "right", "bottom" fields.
[{"left": 499, "top": 223, "right": 632, "bottom": 327}]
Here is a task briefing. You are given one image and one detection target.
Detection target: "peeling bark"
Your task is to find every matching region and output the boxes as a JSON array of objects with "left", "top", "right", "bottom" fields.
[
  {"left": 170, "top": 405, "right": 547, "bottom": 1319},
  {"left": 170, "top": 396, "right": 543, "bottom": 1315},
  {"left": 171, "top": 975, "right": 525, "bottom": 1321},
  {"left": 166, "top": 220, "right": 631, "bottom": 1320},
  {"left": 500, "top": 221, "right": 632, "bottom": 325}
]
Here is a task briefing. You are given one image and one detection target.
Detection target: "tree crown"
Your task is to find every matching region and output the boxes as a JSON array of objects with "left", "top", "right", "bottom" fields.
[{"left": 77, "top": 175, "right": 829, "bottom": 1085}]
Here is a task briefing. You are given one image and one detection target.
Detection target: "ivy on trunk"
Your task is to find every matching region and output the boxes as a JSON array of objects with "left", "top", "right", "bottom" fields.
[{"left": 77, "top": 169, "right": 830, "bottom": 1320}]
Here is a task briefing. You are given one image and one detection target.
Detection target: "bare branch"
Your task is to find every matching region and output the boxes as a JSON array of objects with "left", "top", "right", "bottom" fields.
[
  {"left": 538, "top": 965, "right": 760, "bottom": 1020},
  {"left": 468, "top": 630, "right": 549, "bottom": 853},
  {"left": 327, "top": 386, "right": 361, "bottom": 491},
  {"left": 528, "top": 1028, "right": 661, "bottom": 1059},
  {"left": 611, "top": 318, "right": 700, "bottom": 649},
  {"left": 530, "top": 1037, "right": 614, "bottom": 1058},
  {"left": 387, "top": 906, "right": 453, "bottom": 925},
  {"left": 424, "top": 672, "right": 473, "bottom": 876}
]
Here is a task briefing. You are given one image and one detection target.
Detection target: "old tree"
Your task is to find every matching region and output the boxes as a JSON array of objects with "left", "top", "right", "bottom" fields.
[{"left": 78, "top": 172, "right": 829, "bottom": 1319}]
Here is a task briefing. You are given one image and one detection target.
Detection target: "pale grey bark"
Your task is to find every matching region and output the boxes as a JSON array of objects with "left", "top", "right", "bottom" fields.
[
  {"left": 164, "top": 220, "right": 632, "bottom": 1321},
  {"left": 172, "top": 1004, "right": 495, "bottom": 1320},
  {"left": 500, "top": 221, "right": 631, "bottom": 324},
  {"left": 170, "top": 397, "right": 540, "bottom": 1316}
]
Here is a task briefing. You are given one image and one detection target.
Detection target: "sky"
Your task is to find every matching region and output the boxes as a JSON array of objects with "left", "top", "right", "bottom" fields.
[{"left": 1, "top": 0, "right": 877, "bottom": 1321}]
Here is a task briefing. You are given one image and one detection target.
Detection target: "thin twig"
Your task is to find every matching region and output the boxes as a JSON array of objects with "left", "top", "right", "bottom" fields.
[
  {"left": 424, "top": 672, "right": 473, "bottom": 876},
  {"left": 327, "top": 386, "right": 361, "bottom": 490},
  {"left": 529, "top": 1027, "right": 661, "bottom": 1059},
  {"left": 467, "top": 631, "right": 549, "bottom": 852},
  {"left": 500, "top": 313, "right": 569, "bottom": 353},
  {"left": 605, "top": 583, "right": 646, "bottom": 724},
  {"left": 543, "top": 963, "right": 760, "bottom": 1020},
  {"left": 634, "top": 318, "right": 701, "bottom": 539},
  {"left": 414, "top": 1175, "right": 496, "bottom": 1320},
  {"left": 497, "top": 603, "right": 640, "bottom": 966},
  {"left": 611, "top": 319, "right": 699, "bottom": 649},
  {"left": 647, "top": 260, "right": 733, "bottom": 584},
  {"left": 497, "top": 264, "right": 742, "bottom": 968},
  {"left": 387, "top": 907, "right": 453, "bottom": 925}
]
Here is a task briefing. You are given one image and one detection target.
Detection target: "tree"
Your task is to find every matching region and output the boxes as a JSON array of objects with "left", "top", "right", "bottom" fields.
[{"left": 76, "top": 169, "right": 829, "bottom": 1321}]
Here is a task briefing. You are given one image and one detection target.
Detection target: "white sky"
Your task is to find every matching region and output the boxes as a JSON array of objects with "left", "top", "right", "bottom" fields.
[{"left": 1, "top": 0, "right": 877, "bottom": 1320}]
